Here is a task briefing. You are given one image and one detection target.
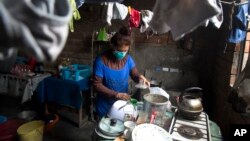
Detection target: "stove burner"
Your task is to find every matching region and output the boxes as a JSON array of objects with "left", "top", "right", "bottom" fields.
[{"left": 177, "top": 125, "right": 203, "bottom": 140}]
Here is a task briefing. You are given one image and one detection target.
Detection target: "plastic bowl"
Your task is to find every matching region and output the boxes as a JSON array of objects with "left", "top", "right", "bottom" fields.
[{"left": 0, "top": 116, "right": 7, "bottom": 125}]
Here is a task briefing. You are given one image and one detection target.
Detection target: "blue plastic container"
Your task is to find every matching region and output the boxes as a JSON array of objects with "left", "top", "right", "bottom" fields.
[
  {"left": 0, "top": 115, "right": 7, "bottom": 125},
  {"left": 61, "top": 64, "right": 91, "bottom": 81}
]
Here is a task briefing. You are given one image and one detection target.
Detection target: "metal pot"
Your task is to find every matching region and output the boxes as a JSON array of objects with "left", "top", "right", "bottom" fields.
[
  {"left": 177, "top": 87, "right": 203, "bottom": 120},
  {"left": 17, "top": 111, "right": 37, "bottom": 121},
  {"left": 143, "top": 94, "right": 169, "bottom": 114},
  {"left": 150, "top": 80, "right": 162, "bottom": 87}
]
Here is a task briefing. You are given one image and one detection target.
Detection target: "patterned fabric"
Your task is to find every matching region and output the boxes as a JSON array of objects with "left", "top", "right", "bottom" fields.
[
  {"left": 0, "top": 74, "right": 51, "bottom": 103},
  {"left": 0, "top": 0, "right": 71, "bottom": 62}
]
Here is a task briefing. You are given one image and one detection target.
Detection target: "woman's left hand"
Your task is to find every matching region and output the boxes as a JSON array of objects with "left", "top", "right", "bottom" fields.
[{"left": 139, "top": 75, "right": 150, "bottom": 87}]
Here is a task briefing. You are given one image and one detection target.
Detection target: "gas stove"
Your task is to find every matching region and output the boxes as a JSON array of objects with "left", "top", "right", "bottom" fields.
[{"left": 169, "top": 111, "right": 211, "bottom": 141}]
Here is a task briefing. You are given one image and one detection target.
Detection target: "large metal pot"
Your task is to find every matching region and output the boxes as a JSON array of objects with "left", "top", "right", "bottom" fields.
[
  {"left": 177, "top": 87, "right": 203, "bottom": 120},
  {"left": 143, "top": 94, "right": 169, "bottom": 114}
]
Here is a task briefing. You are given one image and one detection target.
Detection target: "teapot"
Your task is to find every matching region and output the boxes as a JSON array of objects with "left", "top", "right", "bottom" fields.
[{"left": 177, "top": 87, "right": 203, "bottom": 120}]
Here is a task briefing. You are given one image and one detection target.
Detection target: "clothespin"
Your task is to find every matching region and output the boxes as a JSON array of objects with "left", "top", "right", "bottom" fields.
[{"left": 128, "top": 6, "right": 131, "bottom": 14}]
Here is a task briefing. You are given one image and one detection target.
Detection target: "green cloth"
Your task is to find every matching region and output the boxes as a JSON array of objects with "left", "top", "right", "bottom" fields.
[{"left": 69, "top": 0, "right": 81, "bottom": 32}]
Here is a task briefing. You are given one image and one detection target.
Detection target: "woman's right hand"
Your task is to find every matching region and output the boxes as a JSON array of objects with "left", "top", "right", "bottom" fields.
[{"left": 116, "top": 93, "right": 131, "bottom": 100}]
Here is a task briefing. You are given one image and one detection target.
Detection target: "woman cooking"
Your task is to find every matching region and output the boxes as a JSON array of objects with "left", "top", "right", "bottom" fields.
[{"left": 93, "top": 26, "right": 150, "bottom": 118}]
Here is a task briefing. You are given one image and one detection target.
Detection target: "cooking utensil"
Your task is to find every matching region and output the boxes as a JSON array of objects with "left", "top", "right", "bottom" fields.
[
  {"left": 150, "top": 80, "right": 162, "bottom": 87},
  {"left": 143, "top": 94, "right": 169, "bottom": 113},
  {"left": 135, "top": 83, "right": 148, "bottom": 89},
  {"left": 118, "top": 102, "right": 129, "bottom": 110},
  {"left": 134, "top": 83, "right": 150, "bottom": 101},
  {"left": 118, "top": 98, "right": 138, "bottom": 110},
  {"left": 143, "top": 94, "right": 169, "bottom": 125},
  {"left": 17, "top": 111, "right": 37, "bottom": 121},
  {"left": 177, "top": 87, "right": 203, "bottom": 120}
]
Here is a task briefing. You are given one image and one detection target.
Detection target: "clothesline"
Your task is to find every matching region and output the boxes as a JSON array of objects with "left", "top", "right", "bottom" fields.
[{"left": 220, "top": 0, "right": 248, "bottom": 6}]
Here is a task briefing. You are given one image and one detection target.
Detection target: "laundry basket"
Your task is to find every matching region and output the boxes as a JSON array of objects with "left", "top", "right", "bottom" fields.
[{"left": 17, "top": 120, "right": 44, "bottom": 141}]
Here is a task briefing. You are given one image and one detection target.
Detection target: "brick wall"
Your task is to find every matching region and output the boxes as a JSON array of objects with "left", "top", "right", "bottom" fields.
[
  {"left": 44, "top": 1, "right": 244, "bottom": 139},
  {"left": 46, "top": 1, "right": 199, "bottom": 91}
]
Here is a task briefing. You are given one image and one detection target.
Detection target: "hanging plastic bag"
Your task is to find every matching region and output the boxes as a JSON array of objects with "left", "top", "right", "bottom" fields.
[{"left": 97, "top": 27, "right": 108, "bottom": 41}]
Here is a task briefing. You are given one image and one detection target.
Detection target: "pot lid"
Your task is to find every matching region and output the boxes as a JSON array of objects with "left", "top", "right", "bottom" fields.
[
  {"left": 98, "top": 117, "right": 124, "bottom": 136},
  {"left": 95, "top": 128, "right": 116, "bottom": 139}
]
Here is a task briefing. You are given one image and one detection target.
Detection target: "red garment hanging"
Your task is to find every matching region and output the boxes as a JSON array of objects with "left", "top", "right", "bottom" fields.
[{"left": 129, "top": 8, "right": 141, "bottom": 28}]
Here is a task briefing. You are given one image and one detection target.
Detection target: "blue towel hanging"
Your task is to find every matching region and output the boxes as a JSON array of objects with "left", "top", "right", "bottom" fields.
[{"left": 228, "top": 3, "right": 249, "bottom": 43}]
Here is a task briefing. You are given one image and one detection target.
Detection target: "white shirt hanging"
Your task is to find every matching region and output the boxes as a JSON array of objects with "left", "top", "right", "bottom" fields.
[{"left": 149, "top": 0, "right": 222, "bottom": 40}]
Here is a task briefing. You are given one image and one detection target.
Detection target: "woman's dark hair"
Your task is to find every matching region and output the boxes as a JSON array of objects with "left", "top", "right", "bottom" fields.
[{"left": 110, "top": 26, "right": 131, "bottom": 47}]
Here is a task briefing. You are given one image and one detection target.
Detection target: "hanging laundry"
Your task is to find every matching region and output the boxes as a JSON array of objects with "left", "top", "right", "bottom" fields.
[
  {"left": 75, "top": 0, "right": 85, "bottom": 8},
  {"left": 85, "top": 0, "right": 124, "bottom": 3},
  {"left": 129, "top": 8, "right": 140, "bottom": 28},
  {"left": 201, "top": 0, "right": 223, "bottom": 28},
  {"left": 140, "top": 10, "right": 154, "bottom": 33},
  {"left": 0, "top": 0, "right": 71, "bottom": 62},
  {"left": 149, "top": 0, "right": 221, "bottom": 40},
  {"left": 105, "top": 2, "right": 128, "bottom": 26},
  {"left": 228, "top": 3, "right": 249, "bottom": 43},
  {"left": 209, "top": 0, "right": 223, "bottom": 28},
  {"left": 69, "top": 0, "right": 81, "bottom": 32},
  {"left": 113, "top": 3, "right": 128, "bottom": 20},
  {"left": 106, "top": 3, "right": 113, "bottom": 26},
  {"left": 248, "top": 0, "right": 250, "bottom": 15}
]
